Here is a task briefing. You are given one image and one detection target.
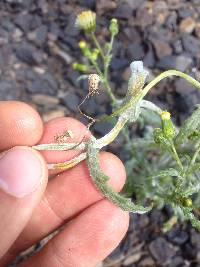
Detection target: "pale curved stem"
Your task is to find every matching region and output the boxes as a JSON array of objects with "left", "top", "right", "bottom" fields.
[{"left": 106, "top": 70, "right": 200, "bottom": 119}]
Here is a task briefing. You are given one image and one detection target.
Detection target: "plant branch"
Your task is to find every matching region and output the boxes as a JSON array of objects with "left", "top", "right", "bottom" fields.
[
  {"left": 101, "top": 70, "right": 200, "bottom": 121},
  {"left": 90, "top": 32, "right": 116, "bottom": 102}
]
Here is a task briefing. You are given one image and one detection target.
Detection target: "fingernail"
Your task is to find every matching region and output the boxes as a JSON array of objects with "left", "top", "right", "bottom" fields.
[{"left": 0, "top": 148, "right": 42, "bottom": 198}]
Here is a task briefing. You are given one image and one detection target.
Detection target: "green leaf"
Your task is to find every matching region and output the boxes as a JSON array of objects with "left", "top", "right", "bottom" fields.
[
  {"left": 187, "top": 162, "right": 200, "bottom": 175},
  {"left": 183, "top": 207, "right": 200, "bottom": 231},
  {"left": 175, "top": 105, "right": 200, "bottom": 145},
  {"left": 184, "top": 183, "right": 200, "bottom": 196},
  {"left": 86, "top": 137, "right": 152, "bottom": 213},
  {"left": 147, "top": 168, "right": 180, "bottom": 180}
]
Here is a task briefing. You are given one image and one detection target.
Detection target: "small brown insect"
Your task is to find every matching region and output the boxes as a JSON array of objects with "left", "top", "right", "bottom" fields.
[{"left": 88, "top": 74, "right": 101, "bottom": 96}]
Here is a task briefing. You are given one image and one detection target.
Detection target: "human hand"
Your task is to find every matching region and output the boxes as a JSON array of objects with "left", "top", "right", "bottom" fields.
[{"left": 0, "top": 101, "right": 129, "bottom": 267}]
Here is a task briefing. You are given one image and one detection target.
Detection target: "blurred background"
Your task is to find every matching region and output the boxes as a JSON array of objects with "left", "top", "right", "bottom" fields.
[{"left": 1, "top": 0, "right": 200, "bottom": 266}]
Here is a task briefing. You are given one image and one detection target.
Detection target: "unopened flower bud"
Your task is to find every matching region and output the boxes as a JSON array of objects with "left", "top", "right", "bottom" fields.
[
  {"left": 72, "top": 62, "right": 89, "bottom": 72},
  {"left": 76, "top": 10, "right": 96, "bottom": 33},
  {"left": 109, "top": 18, "right": 119, "bottom": 36},
  {"left": 182, "top": 197, "right": 193, "bottom": 207},
  {"left": 161, "top": 111, "right": 175, "bottom": 139},
  {"left": 79, "top": 40, "right": 87, "bottom": 49},
  {"left": 91, "top": 48, "right": 99, "bottom": 61}
]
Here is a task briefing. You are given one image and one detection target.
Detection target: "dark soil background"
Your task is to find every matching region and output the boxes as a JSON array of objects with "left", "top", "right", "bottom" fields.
[{"left": 1, "top": 0, "right": 200, "bottom": 266}]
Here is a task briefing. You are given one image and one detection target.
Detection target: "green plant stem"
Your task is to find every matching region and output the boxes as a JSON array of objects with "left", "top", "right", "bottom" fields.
[
  {"left": 90, "top": 32, "right": 116, "bottom": 102},
  {"left": 89, "top": 57, "right": 102, "bottom": 77},
  {"left": 91, "top": 32, "right": 105, "bottom": 59},
  {"left": 171, "top": 142, "right": 183, "bottom": 172},
  {"left": 102, "top": 70, "right": 200, "bottom": 121}
]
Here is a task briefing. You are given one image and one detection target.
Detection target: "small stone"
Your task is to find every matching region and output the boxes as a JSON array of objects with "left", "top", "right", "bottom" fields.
[
  {"left": 139, "top": 257, "right": 155, "bottom": 267},
  {"left": 182, "top": 34, "right": 200, "bottom": 55},
  {"left": 152, "top": 0, "right": 168, "bottom": 13},
  {"left": 110, "top": 58, "right": 129, "bottom": 71},
  {"left": 136, "top": 4, "right": 153, "bottom": 28},
  {"left": 93, "top": 121, "right": 113, "bottom": 136},
  {"left": 123, "top": 0, "right": 146, "bottom": 10},
  {"left": 191, "top": 229, "right": 200, "bottom": 249},
  {"left": 14, "top": 42, "right": 43, "bottom": 65},
  {"left": 167, "top": 228, "right": 189, "bottom": 245},
  {"left": 165, "top": 12, "right": 178, "bottom": 30},
  {"left": 81, "top": 97, "right": 99, "bottom": 116},
  {"left": 127, "top": 42, "right": 145, "bottom": 61},
  {"left": 172, "top": 39, "right": 183, "bottom": 54},
  {"left": 15, "top": 13, "right": 41, "bottom": 33},
  {"left": 194, "top": 22, "right": 200, "bottom": 38},
  {"left": 175, "top": 78, "right": 196, "bottom": 95},
  {"left": 37, "top": 0, "right": 49, "bottom": 14},
  {"left": 97, "top": 0, "right": 117, "bottom": 14},
  {"left": 143, "top": 45, "right": 155, "bottom": 68},
  {"left": 178, "top": 6, "right": 194, "bottom": 19},
  {"left": 67, "top": 69, "right": 81, "bottom": 88},
  {"left": 179, "top": 17, "right": 196, "bottom": 33},
  {"left": 27, "top": 73, "right": 58, "bottom": 95},
  {"left": 168, "top": 256, "right": 184, "bottom": 267},
  {"left": 0, "top": 80, "right": 21, "bottom": 100},
  {"left": 42, "top": 108, "right": 66, "bottom": 122},
  {"left": 76, "top": 0, "right": 96, "bottom": 9},
  {"left": 157, "top": 55, "right": 192, "bottom": 72},
  {"left": 60, "top": 92, "right": 80, "bottom": 112},
  {"left": 122, "top": 67, "right": 131, "bottom": 81},
  {"left": 151, "top": 38, "right": 172, "bottom": 59},
  {"left": 123, "top": 252, "right": 142, "bottom": 265},
  {"left": 107, "top": 245, "right": 124, "bottom": 263},
  {"left": 12, "top": 28, "right": 23, "bottom": 41},
  {"left": 31, "top": 94, "right": 59, "bottom": 106},
  {"left": 149, "top": 237, "right": 176, "bottom": 263},
  {"left": 28, "top": 25, "right": 48, "bottom": 47},
  {"left": 113, "top": 3, "right": 133, "bottom": 20}
]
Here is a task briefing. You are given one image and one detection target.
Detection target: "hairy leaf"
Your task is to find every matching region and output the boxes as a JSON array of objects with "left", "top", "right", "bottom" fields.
[
  {"left": 175, "top": 105, "right": 200, "bottom": 145},
  {"left": 147, "top": 168, "right": 180, "bottom": 180},
  {"left": 183, "top": 207, "right": 200, "bottom": 231},
  {"left": 86, "top": 137, "right": 152, "bottom": 213}
]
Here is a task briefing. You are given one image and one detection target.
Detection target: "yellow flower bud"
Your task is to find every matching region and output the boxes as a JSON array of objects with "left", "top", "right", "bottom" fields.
[
  {"left": 76, "top": 10, "right": 96, "bottom": 33},
  {"left": 182, "top": 197, "right": 193, "bottom": 207},
  {"left": 78, "top": 40, "right": 87, "bottom": 49},
  {"left": 161, "top": 111, "right": 171, "bottom": 120},
  {"left": 160, "top": 111, "right": 175, "bottom": 139},
  {"left": 109, "top": 18, "right": 119, "bottom": 36},
  {"left": 91, "top": 48, "right": 99, "bottom": 60},
  {"left": 72, "top": 62, "right": 89, "bottom": 72}
]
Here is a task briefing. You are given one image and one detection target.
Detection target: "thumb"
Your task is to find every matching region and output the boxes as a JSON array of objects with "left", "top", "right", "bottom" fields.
[{"left": 0, "top": 146, "right": 47, "bottom": 258}]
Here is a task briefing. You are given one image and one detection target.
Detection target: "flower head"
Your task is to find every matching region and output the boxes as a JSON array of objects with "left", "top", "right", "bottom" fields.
[
  {"left": 160, "top": 111, "right": 175, "bottom": 139},
  {"left": 76, "top": 10, "right": 96, "bottom": 33},
  {"left": 161, "top": 111, "right": 171, "bottom": 120},
  {"left": 109, "top": 18, "right": 119, "bottom": 36},
  {"left": 78, "top": 40, "right": 87, "bottom": 49}
]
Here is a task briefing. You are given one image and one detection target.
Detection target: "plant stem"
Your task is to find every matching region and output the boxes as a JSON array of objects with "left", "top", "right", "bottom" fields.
[
  {"left": 102, "top": 70, "right": 200, "bottom": 120},
  {"left": 95, "top": 116, "right": 127, "bottom": 148},
  {"left": 171, "top": 142, "right": 183, "bottom": 172},
  {"left": 90, "top": 32, "right": 116, "bottom": 102},
  {"left": 91, "top": 32, "right": 105, "bottom": 59}
]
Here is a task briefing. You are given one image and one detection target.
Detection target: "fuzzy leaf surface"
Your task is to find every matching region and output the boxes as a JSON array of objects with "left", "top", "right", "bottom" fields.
[{"left": 86, "top": 137, "right": 152, "bottom": 213}]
